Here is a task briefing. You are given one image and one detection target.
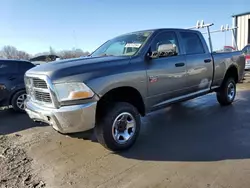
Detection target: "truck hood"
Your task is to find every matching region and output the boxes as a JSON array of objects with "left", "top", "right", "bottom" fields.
[{"left": 26, "top": 56, "right": 131, "bottom": 82}]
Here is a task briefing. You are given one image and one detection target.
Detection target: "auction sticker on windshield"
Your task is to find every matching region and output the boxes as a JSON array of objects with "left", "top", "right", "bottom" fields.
[{"left": 125, "top": 43, "right": 142, "bottom": 48}]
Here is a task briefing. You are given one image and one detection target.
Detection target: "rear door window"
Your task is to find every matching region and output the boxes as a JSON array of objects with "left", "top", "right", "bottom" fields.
[
  {"left": 0, "top": 61, "right": 18, "bottom": 75},
  {"left": 180, "top": 32, "right": 205, "bottom": 55}
]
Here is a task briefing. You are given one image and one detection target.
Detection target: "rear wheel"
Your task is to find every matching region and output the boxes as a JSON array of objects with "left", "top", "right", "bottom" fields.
[
  {"left": 95, "top": 102, "right": 141, "bottom": 151},
  {"left": 216, "top": 77, "right": 236, "bottom": 106},
  {"left": 11, "top": 90, "right": 27, "bottom": 112}
]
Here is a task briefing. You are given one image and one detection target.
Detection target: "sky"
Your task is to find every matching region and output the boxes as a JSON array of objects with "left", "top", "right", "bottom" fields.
[{"left": 0, "top": 0, "right": 250, "bottom": 55}]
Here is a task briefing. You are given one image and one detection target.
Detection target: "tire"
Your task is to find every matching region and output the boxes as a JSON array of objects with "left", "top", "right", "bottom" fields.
[
  {"left": 95, "top": 102, "right": 141, "bottom": 151},
  {"left": 216, "top": 77, "right": 236, "bottom": 106},
  {"left": 11, "top": 90, "right": 27, "bottom": 112}
]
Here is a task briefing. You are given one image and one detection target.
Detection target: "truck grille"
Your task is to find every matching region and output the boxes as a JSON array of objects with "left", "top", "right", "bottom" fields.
[
  {"left": 34, "top": 91, "right": 52, "bottom": 103},
  {"left": 32, "top": 78, "right": 48, "bottom": 89},
  {"left": 25, "top": 76, "right": 53, "bottom": 106}
]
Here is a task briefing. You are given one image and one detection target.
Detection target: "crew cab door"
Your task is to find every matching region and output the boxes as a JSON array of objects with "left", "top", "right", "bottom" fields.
[
  {"left": 179, "top": 31, "right": 213, "bottom": 94},
  {"left": 146, "top": 31, "right": 187, "bottom": 109}
]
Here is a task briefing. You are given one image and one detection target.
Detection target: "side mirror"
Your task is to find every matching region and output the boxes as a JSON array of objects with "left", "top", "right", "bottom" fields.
[
  {"left": 157, "top": 44, "right": 177, "bottom": 57},
  {"left": 147, "top": 44, "right": 177, "bottom": 59}
]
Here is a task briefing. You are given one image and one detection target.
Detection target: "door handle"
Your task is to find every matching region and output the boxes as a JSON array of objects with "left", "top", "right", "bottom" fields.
[
  {"left": 175, "top": 62, "right": 185, "bottom": 67},
  {"left": 204, "top": 59, "right": 212, "bottom": 63}
]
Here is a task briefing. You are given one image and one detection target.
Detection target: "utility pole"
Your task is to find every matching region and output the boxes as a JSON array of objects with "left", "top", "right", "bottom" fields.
[{"left": 72, "top": 30, "right": 78, "bottom": 49}]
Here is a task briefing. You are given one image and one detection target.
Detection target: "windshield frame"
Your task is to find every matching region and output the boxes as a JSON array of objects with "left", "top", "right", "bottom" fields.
[
  {"left": 90, "top": 30, "right": 154, "bottom": 57},
  {"left": 242, "top": 45, "right": 250, "bottom": 55}
]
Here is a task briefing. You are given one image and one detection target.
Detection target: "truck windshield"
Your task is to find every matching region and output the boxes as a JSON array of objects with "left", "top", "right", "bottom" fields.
[{"left": 91, "top": 31, "right": 153, "bottom": 57}]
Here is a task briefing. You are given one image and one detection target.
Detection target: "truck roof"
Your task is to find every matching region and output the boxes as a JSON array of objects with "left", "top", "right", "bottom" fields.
[
  {"left": 0, "top": 59, "right": 31, "bottom": 63},
  {"left": 124, "top": 28, "right": 201, "bottom": 36}
]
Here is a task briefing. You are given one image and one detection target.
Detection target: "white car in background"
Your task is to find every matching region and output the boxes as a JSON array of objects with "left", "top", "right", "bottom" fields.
[{"left": 242, "top": 45, "right": 250, "bottom": 70}]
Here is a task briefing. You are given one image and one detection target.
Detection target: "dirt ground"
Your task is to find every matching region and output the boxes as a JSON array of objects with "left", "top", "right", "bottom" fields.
[
  {"left": 2, "top": 79, "right": 250, "bottom": 188},
  {"left": 0, "top": 135, "right": 45, "bottom": 188}
]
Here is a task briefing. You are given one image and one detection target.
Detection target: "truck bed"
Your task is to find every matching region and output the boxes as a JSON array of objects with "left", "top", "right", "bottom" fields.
[{"left": 212, "top": 51, "right": 245, "bottom": 87}]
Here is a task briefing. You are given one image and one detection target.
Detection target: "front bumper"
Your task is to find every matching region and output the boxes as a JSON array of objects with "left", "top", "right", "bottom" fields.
[{"left": 25, "top": 100, "right": 97, "bottom": 134}]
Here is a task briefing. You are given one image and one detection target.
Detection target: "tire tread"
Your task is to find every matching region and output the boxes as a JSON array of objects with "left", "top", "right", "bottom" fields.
[{"left": 216, "top": 77, "right": 236, "bottom": 106}]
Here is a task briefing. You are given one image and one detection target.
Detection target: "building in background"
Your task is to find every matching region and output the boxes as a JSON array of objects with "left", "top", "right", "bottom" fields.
[{"left": 232, "top": 12, "right": 250, "bottom": 50}]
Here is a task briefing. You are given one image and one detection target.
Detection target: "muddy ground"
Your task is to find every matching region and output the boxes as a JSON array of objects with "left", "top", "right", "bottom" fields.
[
  {"left": 2, "top": 79, "right": 250, "bottom": 187},
  {"left": 0, "top": 135, "right": 45, "bottom": 188}
]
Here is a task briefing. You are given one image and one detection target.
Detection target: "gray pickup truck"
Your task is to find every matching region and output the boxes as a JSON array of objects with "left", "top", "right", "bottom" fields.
[{"left": 24, "top": 28, "right": 245, "bottom": 151}]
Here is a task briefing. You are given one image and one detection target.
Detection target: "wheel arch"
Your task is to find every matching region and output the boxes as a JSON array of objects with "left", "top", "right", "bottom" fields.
[
  {"left": 222, "top": 65, "right": 238, "bottom": 84},
  {"left": 96, "top": 86, "right": 146, "bottom": 121},
  {"left": 9, "top": 88, "right": 26, "bottom": 105}
]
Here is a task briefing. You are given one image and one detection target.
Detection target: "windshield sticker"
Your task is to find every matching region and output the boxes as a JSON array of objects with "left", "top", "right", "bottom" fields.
[{"left": 125, "top": 43, "right": 142, "bottom": 48}]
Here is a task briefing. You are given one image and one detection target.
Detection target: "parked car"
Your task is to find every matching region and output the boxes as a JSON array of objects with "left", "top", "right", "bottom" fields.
[
  {"left": 242, "top": 44, "right": 250, "bottom": 69},
  {"left": 0, "top": 59, "right": 35, "bottom": 112},
  {"left": 24, "top": 28, "right": 245, "bottom": 151},
  {"left": 30, "top": 55, "right": 60, "bottom": 65}
]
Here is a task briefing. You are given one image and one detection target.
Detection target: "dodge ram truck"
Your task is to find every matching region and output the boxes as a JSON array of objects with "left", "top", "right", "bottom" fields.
[{"left": 24, "top": 28, "right": 245, "bottom": 151}]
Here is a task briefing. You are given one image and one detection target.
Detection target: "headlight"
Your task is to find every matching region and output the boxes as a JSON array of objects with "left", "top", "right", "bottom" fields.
[{"left": 54, "top": 82, "right": 94, "bottom": 102}]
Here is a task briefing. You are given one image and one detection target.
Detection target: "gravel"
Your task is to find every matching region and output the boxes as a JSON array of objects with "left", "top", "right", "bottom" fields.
[{"left": 0, "top": 135, "right": 45, "bottom": 188}]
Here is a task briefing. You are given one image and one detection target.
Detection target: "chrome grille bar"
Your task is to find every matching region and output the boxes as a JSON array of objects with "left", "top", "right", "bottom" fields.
[
  {"left": 25, "top": 75, "right": 55, "bottom": 107},
  {"left": 32, "top": 78, "right": 48, "bottom": 89},
  {"left": 34, "top": 91, "right": 52, "bottom": 103}
]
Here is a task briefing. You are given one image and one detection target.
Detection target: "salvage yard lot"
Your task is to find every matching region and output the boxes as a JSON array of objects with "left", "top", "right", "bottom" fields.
[{"left": 2, "top": 83, "right": 250, "bottom": 188}]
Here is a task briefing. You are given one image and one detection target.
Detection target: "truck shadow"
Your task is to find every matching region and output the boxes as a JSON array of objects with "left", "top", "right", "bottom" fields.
[
  {"left": 119, "top": 89, "right": 250, "bottom": 162},
  {"left": 67, "top": 129, "right": 97, "bottom": 142},
  {"left": 0, "top": 108, "right": 48, "bottom": 135}
]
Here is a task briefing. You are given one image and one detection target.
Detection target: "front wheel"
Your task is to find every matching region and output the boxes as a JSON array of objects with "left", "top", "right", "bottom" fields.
[
  {"left": 216, "top": 78, "right": 236, "bottom": 106},
  {"left": 11, "top": 90, "right": 27, "bottom": 112},
  {"left": 95, "top": 102, "right": 141, "bottom": 151}
]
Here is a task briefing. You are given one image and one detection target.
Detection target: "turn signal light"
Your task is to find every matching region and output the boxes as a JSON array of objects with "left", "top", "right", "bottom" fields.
[{"left": 69, "top": 91, "right": 93, "bottom": 100}]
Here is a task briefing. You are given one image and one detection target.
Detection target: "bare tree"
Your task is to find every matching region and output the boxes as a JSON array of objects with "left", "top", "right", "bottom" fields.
[
  {"left": 74, "top": 48, "right": 89, "bottom": 57},
  {"left": 1, "top": 46, "right": 19, "bottom": 59},
  {"left": 0, "top": 45, "right": 89, "bottom": 61},
  {"left": 0, "top": 46, "right": 31, "bottom": 60},
  {"left": 58, "top": 50, "right": 75, "bottom": 59},
  {"left": 58, "top": 48, "right": 90, "bottom": 59},
  {"left": 17, "top": 51, "right": 30, "bottom": 60}
]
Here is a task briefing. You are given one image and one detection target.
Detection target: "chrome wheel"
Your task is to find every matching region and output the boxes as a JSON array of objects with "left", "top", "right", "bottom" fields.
[
  {"left": 16, "top": 94, "right": 27, "bottom": 110},
  {"left": 112, "top": 112, "right": 136, "bottom": 144},
  {"left": 227, "top": 82, "right": 235, "bottom": 101}
]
